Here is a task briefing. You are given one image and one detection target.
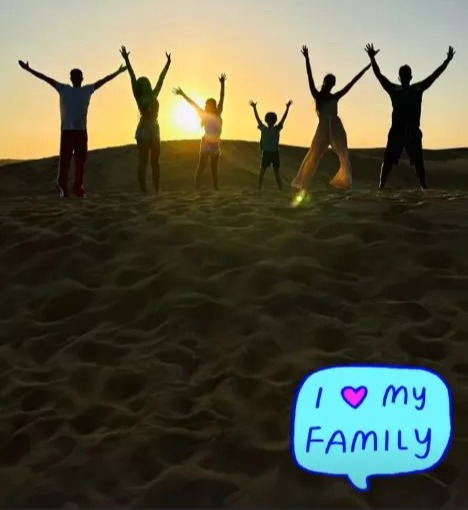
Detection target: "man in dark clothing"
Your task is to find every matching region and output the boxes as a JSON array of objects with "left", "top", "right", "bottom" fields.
[{"left": 365, "top": 43, "right": 455, "bottom": 189}]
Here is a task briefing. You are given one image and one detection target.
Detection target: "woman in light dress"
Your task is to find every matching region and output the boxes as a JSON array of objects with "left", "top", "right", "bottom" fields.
[
  {"left": 292, "top": 45, "right": 376, "bottom": 197},
  {"left": 173, "top": 74, "right": 226, "bottom": 191}
]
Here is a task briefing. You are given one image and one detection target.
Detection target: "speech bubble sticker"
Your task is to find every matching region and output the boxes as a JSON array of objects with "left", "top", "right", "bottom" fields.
[{"left": 291, "top": 365, "right": 453, "bottom": 491}]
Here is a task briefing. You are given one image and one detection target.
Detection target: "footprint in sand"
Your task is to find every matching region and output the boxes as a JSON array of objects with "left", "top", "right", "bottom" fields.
[
  {"left": 135, "top": 473, "right": 239, "bottom": 508},
  {"left": 415, "top": 249, "right": 454, "bottom": 270},
  {"left": 39, "top": 288, "right": 94, "bottom": 322},
  {"left": 70, "top": 405, "right": 112, "bottom": 435},
  {"left": 386, "top": 302, "right": 432, "bottom": 322},
  {"left": 314, "top": 222, "right": 351, "bottom": 240},
  {"left": 368, "top": 473, "right": 450, "bottom": 507},
  {"left": 452, "top": 363, "right": 468, "bottom": 385},
  {"left": 20, "top": 386, "right": 50, "bottom": 412},
  {"left": 397, "top": 331, "right": 448, "bottom": 361},
  {"left": 313, "top": 325, "right": 349, "bottom": 353},
  {"left": 102, "top": 371, "right": 147, "bottom": 401}
]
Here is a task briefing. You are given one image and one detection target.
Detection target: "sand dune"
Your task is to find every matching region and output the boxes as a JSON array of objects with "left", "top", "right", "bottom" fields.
[
  {"left": 1, "top": 141, "right": 468, "bottom": 196},
  {"left": 0, "top": 141, "right": 468, "bottom": 507},
  {"left": 0, "top": 159, "right": 22, "bottom": 167}
]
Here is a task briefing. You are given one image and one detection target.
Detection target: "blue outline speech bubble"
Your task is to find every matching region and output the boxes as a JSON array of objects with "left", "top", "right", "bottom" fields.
[{"left": 291, "top": 364, "right": 453, "bottom": 491}]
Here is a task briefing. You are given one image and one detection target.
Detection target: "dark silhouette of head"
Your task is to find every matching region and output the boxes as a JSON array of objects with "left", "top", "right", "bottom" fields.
[
  {"left": 265, "top": 112, "right": 278, "bottom": 127},
  {"left": 205, "top": 98, "right": 218, "bottom": 114},
  {"left": 136, "top": 77, "right": 153, "bottom": 98},
  {"left": 399, "top": 65, "right": 412, "bottom": 86},
  {"left": 135, "top": 77, "right": 154, "bottom": 112},
  {"left": 322, "top": 73, "right": 336, "bottom": 92},
  {"left": 70, "top": 68, "right": 83, "bottom": 87}
]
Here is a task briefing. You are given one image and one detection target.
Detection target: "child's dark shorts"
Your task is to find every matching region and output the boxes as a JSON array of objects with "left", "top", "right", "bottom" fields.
[{"left": 261, "top": 150, "right": 280, "bottom": 169}]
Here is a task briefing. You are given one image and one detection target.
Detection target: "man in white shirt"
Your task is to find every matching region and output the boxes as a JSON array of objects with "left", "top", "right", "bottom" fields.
[{"left": 18, "top": 60, "right": 127, "bottom": 197}]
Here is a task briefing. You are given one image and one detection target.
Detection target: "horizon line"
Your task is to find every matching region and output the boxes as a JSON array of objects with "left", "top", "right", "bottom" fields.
[{"left": 2, "top": 139, "right": 468, "bottom": 162}]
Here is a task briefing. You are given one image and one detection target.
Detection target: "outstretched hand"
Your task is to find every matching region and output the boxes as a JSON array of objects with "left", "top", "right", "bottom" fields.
[
  {"left": 365, "top": 43, "right": 380, "bottom": 58},
  {"left": 173, "top": 87, "right": 183, "bottom": 96},
  {"left": 301, "top": 45, "right": 309, "bottom": 58},
  {"left": 166, "top": 52, "right": 171, "bottom": 63},
  {"left": 286, "top": 100, "right": 293, "bottom": 107},
  {"left": 219, "top": 73, "right": 227, "bottom": 83},
  {"left": 249, "top": 100, "right": 257, "bottom": 108},
  {"left": 118, "top": 64, "right": 127, "bottom": 73},
  {"left": 447, "top": 46, "right": 455, "bottom": 61},
  {"left": 18, "top": 60, "right": 30, "bottom": 70},
  {"left": 120, "top": 46, "right": 130, "bottom": 60}
]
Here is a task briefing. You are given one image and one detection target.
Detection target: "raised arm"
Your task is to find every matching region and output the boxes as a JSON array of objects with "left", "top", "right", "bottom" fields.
[
  {"left": 334, "top": 58, "right": 377, "bottom": 100},
  {"left": 301, "top": 46, "right": 319, "bottom": 99},
  {"left": 93, "top": 64, "right": 127, "bottom": 91},
  {"left": 18, "top": 61, "right": 57, "bottom": 88},
  {"left": 173, "top": 87, "right": 203, "bottom": 115},
  {"left": 217, "top": 73, "right": 226, "bottom": 114},
  {"left": 120, "top": 46, "right": 138, "bottom": 98},
  {"left": 415, "top": 46, "right": 455, "bottom": 92},
  {"left": 364, "top": 44, "right": 395, "bottom": 93},
  {"left": 249, "top": 101, "right": 264, "bottom": 127},
  {"left": 278, "top": 100, "right": 293, "bottom": 127},
  {"left": 153, "top": 52, "right": 171, "bottom": 97}
]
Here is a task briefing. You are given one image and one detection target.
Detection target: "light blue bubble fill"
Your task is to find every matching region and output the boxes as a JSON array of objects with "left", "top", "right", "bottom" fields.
[{"left": 291, "top": 365, "right": 453, "bottom": 491}]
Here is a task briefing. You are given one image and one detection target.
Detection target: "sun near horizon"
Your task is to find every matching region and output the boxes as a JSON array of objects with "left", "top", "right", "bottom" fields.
[
  {"left": 0, "top": 0, "right": 467, "bottom": 160},
  {"left": 172, "top": 96, "right": 204, "bottom": 137}
]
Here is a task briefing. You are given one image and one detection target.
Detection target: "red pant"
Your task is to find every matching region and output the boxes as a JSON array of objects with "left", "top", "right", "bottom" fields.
[{"left": 57, "top": 130, "right": 88, "bottom": 197}]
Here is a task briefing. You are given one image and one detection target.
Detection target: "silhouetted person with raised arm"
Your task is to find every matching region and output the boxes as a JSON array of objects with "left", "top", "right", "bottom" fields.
[
  {"left": 365, "top": 43, "right": 455, "bottom": 190},
  {"left": 18, "top": 60, "right": 126, "bottom": 197},
  {"left": 249, "top": 100, "right": 292, "bottom": 190},
  {"left": 173, "top": 74, "right": 226, "bottom": 191},
  {"left": 120, "top": 46, "right": 171, "bottom": 193},
  {"left": 292, "top": 45, "right": 373, "bottom": 197}
]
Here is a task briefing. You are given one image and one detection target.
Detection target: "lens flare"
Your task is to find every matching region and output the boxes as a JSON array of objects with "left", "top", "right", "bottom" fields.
[{"left": 291, "top": 189, "right": 308, "bottom": 207}]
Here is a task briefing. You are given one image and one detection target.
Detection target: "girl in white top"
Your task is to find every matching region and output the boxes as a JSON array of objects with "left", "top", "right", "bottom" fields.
[
  {"left": 292, "top": 46, "right": 375, "bottom": 197},
  {"left": 174, "top": 74, "right": 226, "bottom": 191}
]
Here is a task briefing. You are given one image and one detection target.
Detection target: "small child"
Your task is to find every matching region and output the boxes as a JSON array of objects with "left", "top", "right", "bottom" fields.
[
  {"left": 249, "top": 100, "right": 292, "bottom": 190},
  {"left": 173, "top": 74, "right": 226, "bottom": 191}
]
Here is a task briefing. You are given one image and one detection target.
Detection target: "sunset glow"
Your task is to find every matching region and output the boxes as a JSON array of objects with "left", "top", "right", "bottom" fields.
[
  {"left": 1, "top": 0, "right": 467, "bottom": 160},
  {"left": 173, "top": 100, "right": 202, "bottom": 135}
]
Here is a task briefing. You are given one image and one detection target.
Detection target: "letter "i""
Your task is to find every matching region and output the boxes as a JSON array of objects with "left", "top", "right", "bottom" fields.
[{"left": 315, "top": 387, "right": 323, "bottom": 409}]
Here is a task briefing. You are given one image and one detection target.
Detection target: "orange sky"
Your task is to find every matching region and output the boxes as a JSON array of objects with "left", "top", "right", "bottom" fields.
[{"left": 1, "top": 0, "right": 467, "bottom": 160}]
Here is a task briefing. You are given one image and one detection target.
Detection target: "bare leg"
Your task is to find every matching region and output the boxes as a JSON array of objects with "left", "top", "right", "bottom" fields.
[
  {"left": 273, "top": 166, "right": 282, "bottom": 189},
  {"left": 210, "top": 153, "right": 220, "bottom": 190},
  {"left": 258, "top": 165, "right": 268, "bottom": 190},
  {"left": 137, "top": 141, "right": 150, "bottom": 192},
  {"left": 150, "top": 138, "right": 161, "bottom": 192},
  {"left": 195, "top": 152, "right": 209, "bottom": 190}
]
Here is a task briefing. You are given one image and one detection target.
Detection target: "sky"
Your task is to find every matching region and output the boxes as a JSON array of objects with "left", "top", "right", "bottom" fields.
[{"left": 0, "top": 0, "right": 467, "bottom": 160}]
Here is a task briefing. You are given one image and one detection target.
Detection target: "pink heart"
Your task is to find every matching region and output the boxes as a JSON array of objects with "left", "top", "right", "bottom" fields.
[{"left": 341, "top": 386, "right": 368, "bottom": 408}]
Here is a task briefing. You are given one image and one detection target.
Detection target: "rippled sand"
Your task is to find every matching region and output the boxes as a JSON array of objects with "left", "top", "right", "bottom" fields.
[{"left": 0, "top": 142, "right": 467, "bottom": 507}]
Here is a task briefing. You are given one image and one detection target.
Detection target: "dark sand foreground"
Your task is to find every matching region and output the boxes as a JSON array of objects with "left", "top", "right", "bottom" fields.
[{"left": 1, "top": 141, "right": 468, "bottom": 507}]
